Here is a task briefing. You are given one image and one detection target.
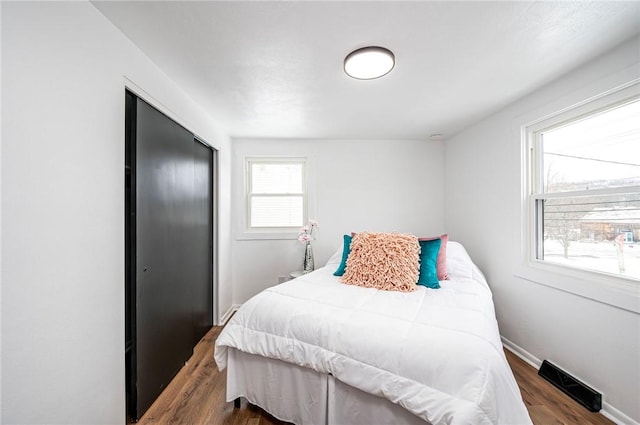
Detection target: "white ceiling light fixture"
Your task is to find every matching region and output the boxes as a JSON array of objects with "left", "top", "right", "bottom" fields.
[{"left": 344, "top": 46, "right": 395, "bottom": 80}]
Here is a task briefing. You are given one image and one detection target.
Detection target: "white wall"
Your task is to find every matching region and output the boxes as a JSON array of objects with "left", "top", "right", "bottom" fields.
[
  {"left": 444, "top": 36, "right": 640, "bottom": 423},
  {"left": 0, "top": 2, "right": 3, "bottom": 417},
  {"left": 230, "top": 138, "right": 445, "bottom": 306},
  {"left": 1, "top": 2, "right": 232, "bottom": 424}
]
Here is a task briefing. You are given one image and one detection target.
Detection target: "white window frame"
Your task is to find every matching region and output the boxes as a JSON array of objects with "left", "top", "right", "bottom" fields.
[
  {"left": 520, "top": 80, "right": 640, "bottom": 313},
  {"left": 242, "top": 156, "right": 308, "bottom": 239}
]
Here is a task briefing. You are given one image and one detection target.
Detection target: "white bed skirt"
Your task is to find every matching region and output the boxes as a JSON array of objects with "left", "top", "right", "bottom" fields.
[{"left": 226, "top": 348, "right": 429, "bottom": 425}]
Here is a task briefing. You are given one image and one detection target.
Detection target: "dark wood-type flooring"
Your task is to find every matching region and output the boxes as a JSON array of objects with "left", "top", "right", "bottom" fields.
[{"left": 133, "top": 326, "right": 614, "bottom": 425}]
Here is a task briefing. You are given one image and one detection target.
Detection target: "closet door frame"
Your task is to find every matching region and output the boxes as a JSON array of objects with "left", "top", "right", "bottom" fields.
[{"left": 125, "top": 88, "right": 218, "bottom": 422}]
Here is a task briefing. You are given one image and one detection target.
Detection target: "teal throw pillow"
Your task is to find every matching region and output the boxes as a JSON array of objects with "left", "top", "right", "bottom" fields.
[
  {"left": 333, "top": 234, "right": 353, "bottom": 276},
  {"left": 417, "top": 238, "right": 442, "bottom": 289}
]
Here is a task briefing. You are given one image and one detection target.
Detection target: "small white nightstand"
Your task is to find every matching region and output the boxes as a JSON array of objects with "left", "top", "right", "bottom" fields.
[{"left": 289, "top": 270, "right": 304, "bottom": 280}]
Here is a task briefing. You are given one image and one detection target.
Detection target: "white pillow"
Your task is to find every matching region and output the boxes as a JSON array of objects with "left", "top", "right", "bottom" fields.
[
  {"left": 325, "top": 244, "right": 344, "bottom": 266},
  {"left": 446, "top": 241, "right": 474, "bottom": 279}
]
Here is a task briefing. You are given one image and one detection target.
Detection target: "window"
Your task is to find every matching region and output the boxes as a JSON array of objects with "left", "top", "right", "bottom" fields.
[
  {"left": 526, "top": 84, "right": 640, "bottom": 282},
  {"left": 246, "top": 158, "right": 306, "bottom": 231}
]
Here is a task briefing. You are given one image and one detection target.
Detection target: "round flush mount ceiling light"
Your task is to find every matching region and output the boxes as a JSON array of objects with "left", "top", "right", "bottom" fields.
[{"left": 344, "top": 46, "right": 395, "bottom": 80}]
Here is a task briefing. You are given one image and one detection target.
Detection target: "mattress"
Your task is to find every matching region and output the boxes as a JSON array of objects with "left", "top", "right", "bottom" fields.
[{"left": 215, "top": 241, "right": 532, "bottom": 425}]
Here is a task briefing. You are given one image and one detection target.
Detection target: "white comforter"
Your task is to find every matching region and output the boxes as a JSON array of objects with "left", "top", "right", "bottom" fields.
[{"left": 215, "top": 242, "right": 532, "bottom": 425}]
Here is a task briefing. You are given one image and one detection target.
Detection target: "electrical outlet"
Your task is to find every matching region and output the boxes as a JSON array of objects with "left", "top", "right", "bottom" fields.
[{"left": 277, "top": 275, "right": 287, "bottom": 284}]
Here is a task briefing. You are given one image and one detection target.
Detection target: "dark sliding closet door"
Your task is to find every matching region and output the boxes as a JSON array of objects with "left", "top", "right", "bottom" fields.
[
  {"left": 126, "top": 92, "right": 214, "bottom": 421},
  {"left": 192, "top": 140, "right": 213, "bottom": 344}
]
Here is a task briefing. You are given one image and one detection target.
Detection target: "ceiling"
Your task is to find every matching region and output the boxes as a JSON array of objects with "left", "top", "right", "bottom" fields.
[{"left": 92, "top": 1, "right": 640, "bottom": 140}]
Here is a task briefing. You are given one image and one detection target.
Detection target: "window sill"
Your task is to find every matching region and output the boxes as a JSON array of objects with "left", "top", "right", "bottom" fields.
[
  {"left": 235, "top": 231, "right": 300, "bottom": 241},
  {"left": 514, "top": 260, "right": 640, "bottom": 313}
]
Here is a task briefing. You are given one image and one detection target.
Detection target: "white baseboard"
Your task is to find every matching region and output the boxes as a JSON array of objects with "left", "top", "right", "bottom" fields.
[
  {"left": 501, "top": 336, "right": 542, "bottom": 369},
  {"left": 219, "top": 304, "right": 241, "bottom": 326},
  {"left": 600, "top": 402, "right": 640, "bottom": 425},
  {"left": 501, "top": 336, "right": 638, "bottom": 425}
]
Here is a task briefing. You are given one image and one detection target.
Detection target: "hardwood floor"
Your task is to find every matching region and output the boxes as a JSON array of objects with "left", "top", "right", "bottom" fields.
[
  {"left": 505, "top": 350, "right": 613, "bottom": 425},
  {"left": 131, "top": 326, "right": 287, "bottom": 425},
  {"left": 133, "top": 326, "right": 614, "bottom": 425}
]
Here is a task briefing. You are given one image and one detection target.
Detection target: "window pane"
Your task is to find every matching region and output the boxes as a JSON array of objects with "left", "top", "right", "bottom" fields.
[
  {"left": 250, "top": 196, "right": 303, "bottom": 227},
  {"left": 251, "top": 163, "right": 303, "bottom": 194},
  {"left": 542, "top": 100, "right": 640, "bottom": 193},
  {"left": 540, "top": 192, "right": 640, "bottom": 279}
]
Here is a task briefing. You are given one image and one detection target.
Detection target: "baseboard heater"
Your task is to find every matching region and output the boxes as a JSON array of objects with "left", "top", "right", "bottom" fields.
[{"left": 538, "top": 360, "right": 602, "bottom": 412}]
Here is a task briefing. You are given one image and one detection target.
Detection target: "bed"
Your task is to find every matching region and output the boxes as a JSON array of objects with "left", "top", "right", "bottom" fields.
[{"left": 214, "top": 237, "right": 532, "bottom": 425}]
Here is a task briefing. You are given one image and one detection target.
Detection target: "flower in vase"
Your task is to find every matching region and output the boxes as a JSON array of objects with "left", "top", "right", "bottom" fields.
[
  {"left": 299, "top": 220, "right": 317, "bottom": 273},
  {"left": 298, "top": 220, "right": 318, "bottom": 243}
]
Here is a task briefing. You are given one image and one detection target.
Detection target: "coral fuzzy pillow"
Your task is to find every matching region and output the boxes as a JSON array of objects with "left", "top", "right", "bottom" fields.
[{"left": 341, "top": 232, "right": 420, "bottom": 292}]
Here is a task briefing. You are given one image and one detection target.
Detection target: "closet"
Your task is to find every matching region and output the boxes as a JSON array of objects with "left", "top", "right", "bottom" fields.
[{"left": 125, "top": 91, "right": 214, "bottom": 421}]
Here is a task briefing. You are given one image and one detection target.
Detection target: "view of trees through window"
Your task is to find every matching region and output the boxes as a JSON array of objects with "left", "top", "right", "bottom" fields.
[{"left": 536, "top": 99, "right": 640, "bottom": 280}]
